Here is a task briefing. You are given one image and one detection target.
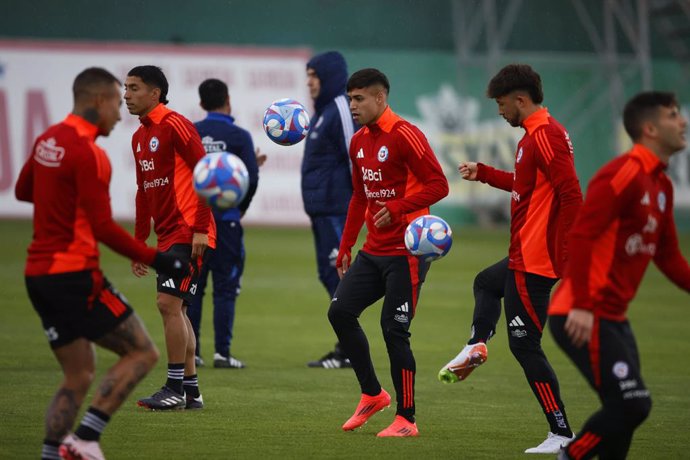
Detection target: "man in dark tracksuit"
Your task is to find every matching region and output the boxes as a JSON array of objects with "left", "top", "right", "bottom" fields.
[
  {"left": 302, "top": 51, "right": 358, "bottom": 368},
  {"left": 187, "top": 78, "right": 259, "bottom": 369}
]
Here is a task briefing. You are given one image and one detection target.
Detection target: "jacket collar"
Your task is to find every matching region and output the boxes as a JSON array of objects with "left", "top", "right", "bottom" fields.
[
  {"left": 367, "top": 106, "right": 400, "bottom": 134},
  {"left": 64, "top": 113, "right": 99, "bottom": 140},
  {"left": 522, "top": 107, "right": 550, "bottom": 135},
  {"left": 140, "top": 103, "right": 170, "bottom": 126},
  {"left": 629, "top": 143, "right": 666, "bottom": 173},
  {"left": 205, "top": 112, "right": 235, "bottom": 124}
]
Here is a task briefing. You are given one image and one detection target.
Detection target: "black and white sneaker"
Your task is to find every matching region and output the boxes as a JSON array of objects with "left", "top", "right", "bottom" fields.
[
  {"left": 307, "top": 350, "right": 352, "bottom": 369},
  {"left": 195, "top": 355, "right": 205, "bottom": 367},
  {"left": 137, "top": 386, "right": 186, "bottom": 411},
  {"left": 185, "top": 394, "right": 204, "bottom": 410},
  {"left": 213, "top": 353, "right": 246, "bottom": 369}
]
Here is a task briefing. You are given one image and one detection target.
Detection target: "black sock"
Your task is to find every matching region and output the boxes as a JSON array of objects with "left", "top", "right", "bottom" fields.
[
  {"left": 468, "top": 320, "right": 494, "bottom": 344},
  {"left": 183, "top": 374, "right": 200, "bottom": 398},
  {"left": 166, "top": 363, "right": 184, "bottom": 394},
  {"left": 74, "top": 407, "right": 110, "bottom": 441},
  {"left": 42, "top": 439, "right": 60, "bottom": 460}
]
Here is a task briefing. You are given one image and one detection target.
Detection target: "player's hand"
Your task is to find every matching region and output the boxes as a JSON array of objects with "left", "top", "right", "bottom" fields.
[
  {"left": 374, "top": 201, "right": 392, "bottom": 228},
  {"left": 458, "top": 162, "right": 479, "bottom": 181},
  {"left": 564, "top": 308, "right": 594, "bottom": 348},
  {"left": 150, "top": 252, "right": 191, "bottom": 279},
  {"left": 256, "top": 147, "right": 267, "bottom": 168},
  {"left": 337, "top": 253, "right": 350, "bottom": 279},
  {"left": 131, "top": 261, "right": 149, "bottom": 278},
  {"left": 191, "top": 232, "right": 208, "bottom": 259}
]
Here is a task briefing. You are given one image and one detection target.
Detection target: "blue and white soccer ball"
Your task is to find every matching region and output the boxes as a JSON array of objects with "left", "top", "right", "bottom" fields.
[
  {"left": 192, "top": 152, "right": 249, "bottom": 210},
  {"left": 262, "top": 98, "right": 310, "bottom": 146},
  {"left": 404, "top": 215, "right": 453, "bottom": 262}
]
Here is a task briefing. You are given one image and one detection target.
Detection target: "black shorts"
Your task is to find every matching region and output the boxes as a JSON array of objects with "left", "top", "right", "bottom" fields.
[
  {"left": 156, "top": 243, "right": 210, "bottom": 306},
  {"left": 26, "top": 269, "right": 133, "bottom": 349}
]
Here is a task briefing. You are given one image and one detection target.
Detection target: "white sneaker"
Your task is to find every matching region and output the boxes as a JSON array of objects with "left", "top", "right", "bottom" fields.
[
  {"left": 438, "top": 342, "right": 488, "bottom": 383},
  {"left": 525, "top": 432, "right": 575, "bottom": 454},
  {"left": 59, "top": 433, "right": 105, "bottom": 460}
]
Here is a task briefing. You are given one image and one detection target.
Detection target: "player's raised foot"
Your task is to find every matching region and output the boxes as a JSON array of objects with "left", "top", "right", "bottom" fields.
[
  {"left": 137, "top": 386, "right": 186, "bottom": 411},
  {"left": 376, "top": 415, "right": 419, "bottom": 437},
  {"left": 59, "top": 433, "right": 104, "bottom": 460},
  {"left": 307, "top": 350, "right": 352, "bottom": 369},
  {"left": 185, "top": 393, "right": 204, "bottom": 410},
  {"left": 213, "top": 353, "right": 246, "bottom": 369},
  {"left": 437, "top": 342, "right": 488, "bottom": 383},
  {"left": 525, "top": 432, "right": 576, "bottom": 454},
  {"left": 342, "top": 388, "right": 391, "bottom": 431}
]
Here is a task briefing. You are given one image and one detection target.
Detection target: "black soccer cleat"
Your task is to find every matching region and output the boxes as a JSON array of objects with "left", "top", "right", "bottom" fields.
[
  {"left": 137, "top": 386, "right": 186, "bottom": 411},
  {"left": 307, "top": 350, "right": 352, "bottom": 369},
  {"left": 185, "top": 394, "right": 204, "bottom": 410}
]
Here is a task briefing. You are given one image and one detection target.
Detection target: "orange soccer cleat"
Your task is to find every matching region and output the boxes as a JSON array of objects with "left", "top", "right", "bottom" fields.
[
  {"left": 341, "top": 388, "right": 391, "bottom": 431},
  {"left": 376, "top": 415, "right": 419, "bottom": 437}
]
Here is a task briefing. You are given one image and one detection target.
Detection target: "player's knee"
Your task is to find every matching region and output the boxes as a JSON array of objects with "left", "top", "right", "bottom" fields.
[
  {"left": 473, "top": 270, "right": 492, "bottom": 293},
  {"left": 327, "top": 302, "right": 351, "bottom": 329},
  {"left": 156, "top": 297, "right": 181, "bottom": 316},
  {"left": 65, "top": 368, "right": 95, "bottom": 393},
  {"left": 623, "top": 395, "right": 652, "bottom": 428}
]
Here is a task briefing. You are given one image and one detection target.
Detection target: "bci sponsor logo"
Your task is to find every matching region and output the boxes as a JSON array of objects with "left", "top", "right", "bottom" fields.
[
  {"left": 139, "top": 159, "right": 155, "bottom": 172},
  {"left": 361, "top": 167, "right": 383, "bottom": 182}
]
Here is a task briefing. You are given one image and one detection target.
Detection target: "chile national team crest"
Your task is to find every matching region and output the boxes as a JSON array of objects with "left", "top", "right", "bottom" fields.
[
  {"left": 149, "top": 136, "right": 159, "bottom": 152},
  {"left": 377, "top": 146, "right": 389, "bottom": 162}
]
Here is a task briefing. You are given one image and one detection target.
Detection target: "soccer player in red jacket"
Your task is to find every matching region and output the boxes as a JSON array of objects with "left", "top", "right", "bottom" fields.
[
  {"left": 550, "top": 92, "right": 690, "bottom": 459},
  {"left": 15, "top": 67, "right": 188, "bottom": 460},
  {"left": 328, "top": 68, "right": 449, "bottom": 437},
  {"left": 124, "top": 65, "right": 216, "bottom": 411},
  {"left": 438, "top": 64, "right": 582, "bottom": 453}
]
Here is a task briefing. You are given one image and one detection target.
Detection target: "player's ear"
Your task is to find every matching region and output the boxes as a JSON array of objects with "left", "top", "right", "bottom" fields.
[
  {"left": 151, "top": 87, "right": 161, "bottom": 103},
  {"left": 641, "top": 119, "right": 657, "bottom": 139}
]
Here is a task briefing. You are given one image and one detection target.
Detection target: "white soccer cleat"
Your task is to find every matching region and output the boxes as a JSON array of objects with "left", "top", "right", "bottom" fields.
[
  {"left": 438, "top": 342, "right": 488, "bottom": 383},
  {"left": 59, "top": 433, "right": 105, "bottom": 460},
  {"left": 525, "top": 432, "right": 575, "bottom": 454}
]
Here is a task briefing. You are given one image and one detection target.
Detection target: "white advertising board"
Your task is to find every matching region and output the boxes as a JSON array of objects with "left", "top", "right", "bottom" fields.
[{"left": 0, "top": 40, "right": 312, "bottom": 225}]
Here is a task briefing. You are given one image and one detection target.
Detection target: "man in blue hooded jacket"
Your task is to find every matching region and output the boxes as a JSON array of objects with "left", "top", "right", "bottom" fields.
[
  {"left": 187, "top": 78, "right": 259, "bottom": 371},
  {"left": 303, "top": 51, "right": 358, "bottom": 368}
]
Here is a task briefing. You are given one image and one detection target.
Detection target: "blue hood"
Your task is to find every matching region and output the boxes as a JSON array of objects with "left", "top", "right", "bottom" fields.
[{"left": 307, "top": 51, "right": 348, "bottom": 112}]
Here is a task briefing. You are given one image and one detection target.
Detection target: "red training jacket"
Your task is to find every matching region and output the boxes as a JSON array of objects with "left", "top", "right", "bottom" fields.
[
  {"left": 476, "top": 108, "right": 582, "bottom": 278},
  {"left": 550, "top": 144, "right": 690, "bottom": 321},
  {"left": 15, "top": 114, "right": 157, "bottom": 276},
  {"left": 132, "top": 104, "right": 216, "bottom": 251},
  {"left": 337, "top": 106, "right": 449, "bottom": 262}
]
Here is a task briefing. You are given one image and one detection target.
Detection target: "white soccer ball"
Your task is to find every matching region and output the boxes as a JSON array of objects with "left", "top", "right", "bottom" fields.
[
  {"left": 404, "top": 215, "right": 453, "bottom": 262},
  {"left": 192, "top": 152, "right": 249, "bottom": 210},
  {"left": 262, "top": 98, "right": 310, "bottom": 146}
]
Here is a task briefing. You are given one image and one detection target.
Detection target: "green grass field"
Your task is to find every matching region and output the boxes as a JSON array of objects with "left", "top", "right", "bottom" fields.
[{"left": 1, "top": 219, "right": 688, "bottom": 459}]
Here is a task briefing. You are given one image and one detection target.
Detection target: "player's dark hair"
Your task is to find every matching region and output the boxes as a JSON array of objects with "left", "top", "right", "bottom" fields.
[
  {"left": 127, "top": 65, "right": 169, "bottom": 104},
  {"left": 623, "top": 91, "right": 679, "bottom": 141},
  {"left": 198, "top": 78, "right": 229, "bottom": 111},
  {"left": 347, "top": 68, "right": 390, "bottom": 95},
  {"left": 487, "top": 64, "right": 543, "bottom": 104},
  {"left": 72, "top": 67, "right": 120, "bottom": 102}
]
